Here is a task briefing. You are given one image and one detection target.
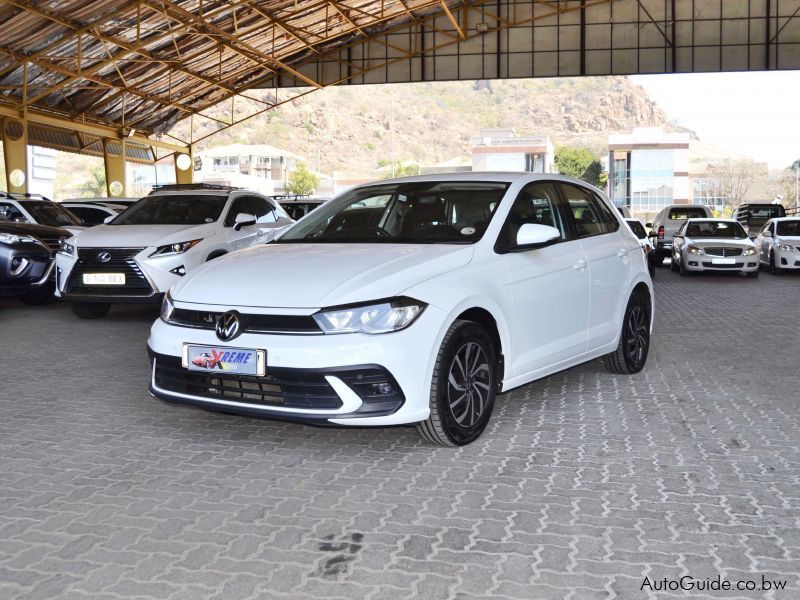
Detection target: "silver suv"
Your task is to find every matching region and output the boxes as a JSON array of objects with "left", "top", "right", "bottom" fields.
[{"left": 646, "top": 204, "right": 713, "bottom": 265}]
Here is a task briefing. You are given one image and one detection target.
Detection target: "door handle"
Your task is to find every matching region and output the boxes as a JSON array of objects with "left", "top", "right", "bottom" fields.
[{"left": 573, "top": 259, "right": 587, "bottom": 270}]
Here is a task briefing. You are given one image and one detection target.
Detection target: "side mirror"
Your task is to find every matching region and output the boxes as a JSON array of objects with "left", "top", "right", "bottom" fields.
[
  {"left": 234, "top": 212, "right": 257, "bottom": 231},
  {"left": 645, "top": 222, "right": 653, "bottom": 228},
  {"left": 762, "top": 230, "right": 772, "bottom": 238},
  {"left": 103, "top": 215, "right": 115, "bottom": 224},
  {"left": 513, "top": 223, "right": 561, "bottom": 249}
]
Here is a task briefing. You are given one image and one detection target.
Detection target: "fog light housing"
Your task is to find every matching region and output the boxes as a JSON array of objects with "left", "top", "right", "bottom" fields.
[
  {"left": 688, "top": 261, "right": 698, "bottom": 266},
  {"left": 372, "top": 383, "right": 394, "bottom": 395},
  {"left": 170, "top": 265, "right": 186, "bottom": 276}
]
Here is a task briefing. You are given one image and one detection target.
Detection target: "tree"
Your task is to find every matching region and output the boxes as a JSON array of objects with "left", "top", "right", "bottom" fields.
[
  {"left": 704, "top": 159, "right": 764, "bottom": 211},
  {"left": 378, "top": 160, "right": 420, "bottom": 179},
  {"left": 554, "top": 146, "right": 604, "bottom": 187},
  {"left": 79, "top": 164, "right": 106, "bottom": 197},
  {"left": 285, "top": 163, "right": 319, "bottom": 195}
]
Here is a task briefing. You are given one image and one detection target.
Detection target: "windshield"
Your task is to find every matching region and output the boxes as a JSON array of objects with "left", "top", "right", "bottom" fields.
[
  {"left": 669, "top": 207, "right": 708, "bottom": 220},
  {"left": 276, "top": 181, "right": 509, "bottom": 244},
  {"left": 626, "top": 220, "right": 647, "bottom": 239},
  {"left": 686, "top": 221, "right": 748, "bottom": 239},
  {"left": 21, "top": 201, "right": 82, "bottom": 227},
  {"left": 111, "top": 194, "right": 227, "bottom": 225},
  {"left": 776, "top": 220, "right": 800, "bottom": 236}
]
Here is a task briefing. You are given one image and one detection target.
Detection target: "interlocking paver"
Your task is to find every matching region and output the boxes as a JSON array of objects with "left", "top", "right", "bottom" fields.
[{"left": 2, "top": 269, "right": 800, "bottom": 599}]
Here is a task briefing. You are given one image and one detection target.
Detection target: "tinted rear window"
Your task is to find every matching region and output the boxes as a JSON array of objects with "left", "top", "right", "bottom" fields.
[
  {"left": 669, "top": 207, "right": 708, "bottom": 220},
  {"left": 626, "top": 220, "right": 647, "bottom": 239},
  {"left": 748, "top": 205, "right": 785, "bottom": 220}
]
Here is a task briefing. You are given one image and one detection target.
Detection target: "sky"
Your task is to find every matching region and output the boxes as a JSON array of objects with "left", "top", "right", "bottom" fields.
[{"left": 631, "top": 71, "right": 800, "bottom": 170}]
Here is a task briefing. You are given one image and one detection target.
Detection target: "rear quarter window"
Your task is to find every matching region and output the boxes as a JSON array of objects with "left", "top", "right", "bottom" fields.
[{"left": 669, "top": 207, "right": 708, "bottom": 220}]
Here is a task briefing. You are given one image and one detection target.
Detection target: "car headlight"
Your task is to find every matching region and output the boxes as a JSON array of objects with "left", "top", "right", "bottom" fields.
[
  {"left": 0, "top": 232, "right": 36, "bottom": 244},
  {"left": 58, "top": 238, "right": 75, "bottom": 256},
  {"left": 313, "top": 297, "right": 426, "bottom": 334},
  {"left": 150, "top": 239, "right": 202, "bottom": 257},
  {"left": 743, "top": 247, "right": 758, "bottom": 256},
  {"left": 687, "top": 245, "right": 703, "bottom": 255},
  {"left": 777, "top": 244, "right": 798, "bottom": 253},
  {"left": 160, "top": 289, "right": 175, "bottom": 322}
]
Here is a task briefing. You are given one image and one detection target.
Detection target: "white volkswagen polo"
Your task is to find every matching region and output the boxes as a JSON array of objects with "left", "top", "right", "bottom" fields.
[
  {"left": 148, "top": 173, "right": 653, "bottom": 446},
  {"left": 56, "top": 184, "right": 293, "bottom": 318}
]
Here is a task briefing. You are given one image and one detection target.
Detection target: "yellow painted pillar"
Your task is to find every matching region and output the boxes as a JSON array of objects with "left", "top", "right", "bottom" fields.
[
  {"left": 174, "top": 151, "right": 193, "bottom": 185},
  {"left": 2, "top": 117, "right": 28, "bottom": 194},
  {"left": 102, "top": 138, "right": 126, "bottom": 198}
]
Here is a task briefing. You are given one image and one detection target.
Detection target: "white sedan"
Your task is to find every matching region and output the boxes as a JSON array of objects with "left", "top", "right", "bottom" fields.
[
  {"left": 753, "top": 217, "right": 800, "bottom": 273},
  {"left": 671, "top": 218, "right": 759, "bottom": 277},
  {"left": 148, "top": 173, "right": 653, "bottom": 446}
]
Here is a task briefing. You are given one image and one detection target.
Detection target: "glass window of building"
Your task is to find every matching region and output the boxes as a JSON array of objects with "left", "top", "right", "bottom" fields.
[{"left": 628, "top": 149, "right": 675, "bottom": 211}]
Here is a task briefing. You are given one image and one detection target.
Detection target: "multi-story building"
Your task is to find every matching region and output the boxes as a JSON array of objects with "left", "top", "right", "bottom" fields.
[
  {"left": 197, "top": 144, "right": 300, "bottom": 195},
  {"left": 608, "top": 127, "right": 768, "bottom": 217},
  {"left": 471, "top": 128, "right": 555, "bottom": 173}
]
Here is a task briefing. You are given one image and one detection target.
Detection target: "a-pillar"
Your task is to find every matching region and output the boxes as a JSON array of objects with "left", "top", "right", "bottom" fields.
[
  {"left": 2, "top": 117, "right": 28, "bottom": 194},
  {"left": 174, "top": 151, "right": 193, "bottom": 185},
  {"left": 102, "top": 138, "right": 126, "bottom": 198}
]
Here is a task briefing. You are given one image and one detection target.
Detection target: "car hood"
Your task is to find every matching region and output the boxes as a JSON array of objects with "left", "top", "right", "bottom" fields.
[
  {"left": 174, "top": 243, "right": 474, "bottom": 308},
  {"left": 775, "top": 236, "right": 800, "bottom": 244},
  {"left": 73, "top": 223, "right": 216, "bottom": 247},
  {"left": 687, "top": 238, "right": 755, "bottom": 247},
  {"left": 0, "top": 221, "right": 70, "bottom": 238}
]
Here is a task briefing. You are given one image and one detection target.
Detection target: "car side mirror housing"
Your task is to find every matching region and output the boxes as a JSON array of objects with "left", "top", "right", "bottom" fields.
[
  {"left": 234, "top": 212, "right": 257, "bottom": 231},
  {"left": 762, "top": 230, "right": 772, "bottom": 238},
  {"left": 513, "top": 223, "right": 561, "bottom": 250},
  {"left": 645, "top": 222, "right": 653, "bottom": 228}
]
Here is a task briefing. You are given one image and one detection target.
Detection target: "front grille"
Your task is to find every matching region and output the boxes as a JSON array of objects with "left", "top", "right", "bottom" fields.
[
  {"left": 704, "top": 247, "right": 743, "bottom": 257},
  {"left": 152, "top": 354, "right": 404, "bottom": 414},
  {"left": 170, "top": 308, "right": 321, "bottom": 334},
  {"left": 702, "top": 262, "right": 740, "bottom": 268},
  {"left": 35, "top": 235, "right": 64, "bottom": 254},
  {"left": 66, "top": 247, "right": 153, "bottom": 296}
]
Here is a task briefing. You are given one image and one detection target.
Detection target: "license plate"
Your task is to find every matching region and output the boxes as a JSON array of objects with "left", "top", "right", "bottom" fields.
[
  {"left": 83, "top": 273, "right": 125, "bottom": 285},
  {"left": 711, "top": 258, "right": 736, "bottom": 265},
  {"left": 183, "top": 344, "right": 266, "bottom": 376}
]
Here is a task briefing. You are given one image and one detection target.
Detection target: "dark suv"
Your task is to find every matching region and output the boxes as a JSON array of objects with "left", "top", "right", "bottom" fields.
[
  {"left": 733, "top": 203, "right": 787, "bottom": 238},
  {"left": 0, "top": 220, "right": 69, "bottom": 304}
]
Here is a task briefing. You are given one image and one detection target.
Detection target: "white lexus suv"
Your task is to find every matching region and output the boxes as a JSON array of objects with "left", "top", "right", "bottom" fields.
[
  {"left": 56, "top": 184, "right": 293, "bottom": 318},
  {"left": 148, "top": 173, "right": 653, "bottom": 446}
]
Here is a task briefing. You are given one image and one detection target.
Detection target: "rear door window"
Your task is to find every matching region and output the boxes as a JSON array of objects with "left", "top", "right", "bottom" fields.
[{"left": 561, "top": 183, "right": 619, "bottom": 238}]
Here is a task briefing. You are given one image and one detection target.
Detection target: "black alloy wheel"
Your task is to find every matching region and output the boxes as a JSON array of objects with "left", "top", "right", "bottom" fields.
[{"left": 604, "top": 292, "right": 651, "bottom": 375}]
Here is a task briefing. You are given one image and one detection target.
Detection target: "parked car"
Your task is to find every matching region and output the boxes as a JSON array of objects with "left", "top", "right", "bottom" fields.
[
  {"left": 671, "top": 218, "right": 758, "bottom": 277},
  {"left": 625, "top": 218, "right": 656, "bottom": 276},
  {"left": 0, "top": 192, "right": 85, "bottom": 235},
  {"left": 733, "top": 203, "right": 786, "bottom": 238},
  {"left": 56, "top": 184, "right": 294, "bottom": 319},
  {"left": 148, "top": 173, "right": 653, "bottom": 446},
  {"left": 753, "top": 217, "right": 800, "bottom": 273},
  {"left": 60, "top": 201, "right": 127, "bottom": 226},
  {"left": 1, "top": 218, "right": 70, "bottom": 304},
  {"left": 276, "top": 196, "right": 326, "bottom": 221},
  {"left": 616, "top": 206, "right": 633, "bottom": 219},
  {"left": 646, "top": 204, "right": 714, "bottom": 265}
]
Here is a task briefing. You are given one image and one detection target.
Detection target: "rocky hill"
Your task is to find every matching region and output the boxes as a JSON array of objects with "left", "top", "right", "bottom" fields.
[{"left": 179, "top": 76, "right": 675, "bottom": 175}]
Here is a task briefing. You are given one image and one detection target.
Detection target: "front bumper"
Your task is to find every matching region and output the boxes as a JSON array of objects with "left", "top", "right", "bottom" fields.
[
  {"left": 682, "top": 256, "right": 759, "bottom": 272},
  {"left": 774, "top": 249, "right": 800, "bottom": 269},
  {"left": 0, "top": 245, "right": 55, "bottom": 296},
  {"left": 56, "top": 247, "right": 186, "bottom": 302},
  {"left": 146, "top": 304, "right": 449, "bottom": 426}
]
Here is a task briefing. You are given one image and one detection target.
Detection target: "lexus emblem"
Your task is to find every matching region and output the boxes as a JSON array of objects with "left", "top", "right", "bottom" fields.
[
  {"left": 215, "top": 311, "right": 241, "bottom": 342},
  {"left": 97, "top": 251, "right": 111, "bottom": 263}
]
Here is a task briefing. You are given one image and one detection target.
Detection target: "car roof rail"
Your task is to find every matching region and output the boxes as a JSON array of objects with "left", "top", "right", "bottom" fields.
[
  {"left": 0, "top": 191, "right": 53, "bottom": 201},
  {"left": 149, "top": 183, "right": 240, "bottom": 193}
]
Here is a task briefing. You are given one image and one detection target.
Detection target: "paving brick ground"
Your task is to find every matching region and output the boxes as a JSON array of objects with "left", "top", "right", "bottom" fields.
[{"left": 2, "top": 267, "right": 800, "bottom": 599}]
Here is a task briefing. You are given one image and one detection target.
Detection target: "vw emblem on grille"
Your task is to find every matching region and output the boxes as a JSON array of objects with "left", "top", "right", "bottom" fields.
[
  {"left": 97, "top": 251, "right": 112, "bottom": 263},
  {"left": 216, "top": 311, "right": 241, "bottom": 342}
]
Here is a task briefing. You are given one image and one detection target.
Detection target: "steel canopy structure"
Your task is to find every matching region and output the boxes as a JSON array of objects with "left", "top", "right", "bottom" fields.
[{"left": 1, "top": 0, "right": 800, "bottom": 195}]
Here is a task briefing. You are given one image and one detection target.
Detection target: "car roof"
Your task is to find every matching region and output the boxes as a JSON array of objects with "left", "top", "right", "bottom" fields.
[
  {"left": 766, "top": 216, "right": 799, "bottom": 222},
  {"left": 685, "top": 218, "right": 737, "bottom": 223}
]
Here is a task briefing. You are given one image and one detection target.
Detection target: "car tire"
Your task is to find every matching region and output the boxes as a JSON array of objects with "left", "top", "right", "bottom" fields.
[
  {"left": 20, "top": 284, "right": 55, "bottom": 306},
  {"left": 678, "top": 254, "right": 690, "bottom": 277},
  {"left": 670, "top": 254, "right": 678, "bottom": 272},
  {"left": 604, "top": 291, "right": 651, "bottom": 375},
  {"left": 769, "top": 252, "right": 781, "bottom": 274},
  {"left": 416, "top": 319, "right": 497, "bottom": 447},
  {"left": 72, "top": 302, "right": 111, "bottom": 319},
  {"left": 647, "top": 255, "right": 656, "bottom": 277}
]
